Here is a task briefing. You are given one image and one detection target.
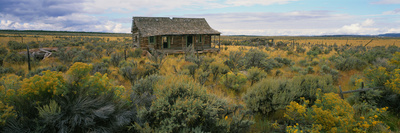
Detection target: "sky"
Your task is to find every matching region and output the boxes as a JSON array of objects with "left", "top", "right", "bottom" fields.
[{"left": 0, "top": 0, "right": 399, "bottom": 36}]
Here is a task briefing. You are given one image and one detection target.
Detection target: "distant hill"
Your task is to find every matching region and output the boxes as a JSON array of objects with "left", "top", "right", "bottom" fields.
[{"left": 378, "top": 33, "right": 400, "bottom": 37}]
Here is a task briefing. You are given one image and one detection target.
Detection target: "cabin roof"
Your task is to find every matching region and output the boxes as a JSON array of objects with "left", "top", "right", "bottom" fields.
[{"left": 132, "top": 17, "right": 221, "bottom": 37}]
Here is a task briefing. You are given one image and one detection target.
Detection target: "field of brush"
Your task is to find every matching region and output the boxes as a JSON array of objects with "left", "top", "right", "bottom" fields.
[{"left": 1, "top": 31, "right": 400, "bottom": 132}]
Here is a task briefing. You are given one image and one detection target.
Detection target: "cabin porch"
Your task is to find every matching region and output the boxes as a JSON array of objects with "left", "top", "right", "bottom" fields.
[{"left": 154, "top": 45, "right": 220, "bottom": 54}]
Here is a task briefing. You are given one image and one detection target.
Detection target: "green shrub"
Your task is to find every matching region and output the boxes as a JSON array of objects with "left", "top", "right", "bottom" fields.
[
  {"left": 110, "top": 52, "right": 123, "bottom": 66},
  {"left": 224, "top": 51, "right": 245, "bottom": 71},
  {"left": 27, "top": 67, "right": 51, "bottom": 77},
  {"left": 120, "top": 61, "right": 157, "bottom": 85},
  {"left": 136, "top": 75, "right": 254, "bottom": 132},
  {"left": 55, "top": 48, "right": 80, "bottom": 64},
  {"left": 210, "top": 62, "right": 229, "bottom": 81},
  {"left": 306, "top": 66, "right": 314, "bottom": 74},
  {"left": 91, "top": 62, "right": 110, "bottom": 75},
  {"left": 220, "top": 72, "right": 247, "bottom": 92},
  {"left": 275, "top": 69, "right": 282, "bottom": 76},
  {"left": 333, "top": 56, "right": 367, "bottom": 71},
  {"left": 181, "top": 62, "right": 198, "bottom": 79},
  {"left": 310, "top": 61, "right": 319, "bottom": 66},
  {"left": 0, "top": 47, "right": 8, "bottom": 66},
  {"left": 247, "top": 67, "right": 267, "bottom": 86},
  {"left": 196, "top": 68, "right": 211, "bottom": 85},
  {"left": 94, "top": 46, "right": 103, "bottom": 59},
  {"left": 199, "top": 56, "right": 215, "bottom": 71},
  {"left": 362, "top": 46, "right": 393, "bottom": 64},
  {"left": 324, "top": 47, "right": 332, "bottom": 54},
  {"left": 244, "top": 48, "right": 268, "bottom": 68},
  {"left": 0, "top": 67, "right": 15, "bottom": 76},
  {"left": 296, "top": 46, "right": 306, "bottom": 53},
  {"left": 261, "top": 58, "right": 282, "bottom": 73},
  {"left": 15, "top": 69, "right": 25, "bottom": 77},
  {"left": 7, "top": 41, "right": 25, "bottom": 50},
  {"left": 274, "top": 57, "right": 291, "bottom": 66},
  {"left": 292, "top": 75, "right": 335, "bottom": 104},
  {"left": 364, "top": 67, "right": 389, "bottom": 88},
  {"left": 4, "top": 62, "right": 130, "bottom": 132},
  {"left": 298, "top": 59, "right": 309, "bottom": 67},
  {"left": 131, "top": 74, "right": 163, "bottom": 95},
  {"left": 0, "top": 56, "right": 4, "bottom": 67},
  {"left": 244, "top": 75, "right": 335, "bottom": 116},
  {"left": 290, "top": 66, "right": 302, "bottom": 72},
  {"left": 4, "top": 52, "right": 27, "bottom": 64},
  {"left": 244, "top": 78, "right": 298, "bottom": 115},
  {"left": 84, "top": 43, "right": 95, "bottom": 51},
  {"left": 132, "top": 48, "right": 143, "bottom": 58},
  {"left": 72, "top": 50, "right": 95, "bottom": 63}
]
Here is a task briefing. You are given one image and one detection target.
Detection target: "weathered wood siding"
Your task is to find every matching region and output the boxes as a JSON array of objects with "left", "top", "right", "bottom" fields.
[{"left": 139, "top": 35, "right": 212, "bottom": 50}]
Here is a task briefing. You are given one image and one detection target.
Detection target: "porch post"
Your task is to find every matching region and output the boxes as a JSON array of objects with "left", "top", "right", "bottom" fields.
[
  {"left": 182, "top": 36, "right": 184, "bottom": 50},
  {"left": 218, "top": 35, "right": 221, "bottom": 50},
  {"left": 193, "top": 35, "right": 196, "bottom": 51},
  {"left": 161, "top": 36, "right": 163, "bottom": 50},
  {"left": 202, "top": 35, "right": 204, "bottom": 50},
  {"left": 213, "top": 35, "right": 215, "bottom": 48}
]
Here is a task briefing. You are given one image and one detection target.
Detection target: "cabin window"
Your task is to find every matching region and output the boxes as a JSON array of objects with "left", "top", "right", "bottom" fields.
[
  {"left": 149, "top": 36, "right": 155, "bottom": 44},
  {"left": 134, "top": 35, "right": 138, "bottom": 42},
  {"left": 197, "top": 35, "right": 202, "bottom": 43}
]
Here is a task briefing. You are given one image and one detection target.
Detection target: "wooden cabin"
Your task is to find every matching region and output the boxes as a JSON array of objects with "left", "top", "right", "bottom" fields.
[{"left": 131, "top": 17, "right": 221, "bottom": 54}]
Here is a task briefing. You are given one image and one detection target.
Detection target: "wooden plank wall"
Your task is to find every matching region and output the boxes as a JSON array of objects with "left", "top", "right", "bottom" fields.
[{"left": 139, "top": 35, "right": 213, "bottom": 50}]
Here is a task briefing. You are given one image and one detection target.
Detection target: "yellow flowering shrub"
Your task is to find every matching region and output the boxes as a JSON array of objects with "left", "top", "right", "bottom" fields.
[
  {"left": 0, "top": 101, "right": 16, "bottom": 126},
  {"left": 353, "top": 107, "right": 389, "bottom": 132},
  {"left": 19, "top": 70, "right": 66, "bottom": 102},
  {"left": 83, "top": 72, "right": 125, "bottom": 98},
  {"left": 312, "top": 92, "right": 354, "bottom": 132},
  {"left": 364, "top": 66, "right": 389, "bottom": 88},
  {"left": 284, "top": 97, "right": 308, "bottom": 121},
  {"left": 66, "top": 62, "right": 93, "bottom": 84},
  {"left": 389, "top": 52, "right": 400, "bottom": 67},
  {"left": 385, "top": 69, "right": 400, "bottom": 94},
  {"left": 284, "top": 92, "right": 354, "bottom": 133},
  {"left": 285, "top": 89, "right": 389, "bottom": 132},
  {"left": 0, "top": 74, "right": 21, "bottom": 102}
]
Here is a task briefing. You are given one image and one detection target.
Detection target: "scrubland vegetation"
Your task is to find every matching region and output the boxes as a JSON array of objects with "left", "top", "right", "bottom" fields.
[{"left": 1, "top": 32, "right": 400, "bottom": 132}]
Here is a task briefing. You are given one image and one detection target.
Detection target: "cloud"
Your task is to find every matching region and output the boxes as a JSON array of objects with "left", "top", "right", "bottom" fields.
[
  {"left": 383, "top": 8, "right": 400, "bottom": 15},
  {"left": 81, "top": 0, "right": 223, "bottom": 15},
  {"left": 0, "top": 13, "right": 127, "bottom": 33},
  {"left": 225, "top": 0, "right": 298, "bottom": 6},
  {"left": 0, "top": 0, "right": 83, "bottom": 21},
  {"left": 372, "top": 0, "right": 400, "bottom": 4},
  {"left": 0, "top": 0, "right": 131, "bottom": 33},
  {"left": 0, "top": 0, "right": 301, "bottom": 33},
  {"left": 80, "top": 0, "right": 298, "bottom": 15},
  {"left": 335, "top": 19, "right": 379, "bottom": 35},
  {"left": 186, "top": 11, "right": 353, "bottom": 35},
  {"left": 187, "top": 12, "right": 400, "bottom": 36},
  {"left": 0, "top": 0, "right": 397, "bottom": 35}
]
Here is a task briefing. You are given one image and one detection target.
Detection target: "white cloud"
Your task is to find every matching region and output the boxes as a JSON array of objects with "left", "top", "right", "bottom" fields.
[
  {"left": 383, "top": 8, "right": 400, "bottom": 15},
  {"left": 372, "top": 0, "right": 400, "bottom": 4},
  {"left": 187, "top": 11, "right": 354, "bottom": 35},
  {"left": 225, "top": 0, "right": 298, "bottom": 6},
  {"left": 81, "top": 0, "right": 223, "bottom": 14},
  {"left": 0, "top": 13, "right": 127, "bottom": 32},
  {"left": 80, "top": 0, "right": 298, "bottom": 15},
  {"left": 0, "top": 20, "right": 59, "bottom": 30},
  {"left": 335, "top": 19, "right": 379, "bottom": 35}
]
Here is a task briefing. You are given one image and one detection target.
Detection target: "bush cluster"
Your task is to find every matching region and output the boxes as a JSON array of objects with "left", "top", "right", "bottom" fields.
[
  {"left": 244, "top": 75, "right": 335, "bottom": 116},
  {"left": 135, "top": 75, "right": 254, "bottom": 132}
]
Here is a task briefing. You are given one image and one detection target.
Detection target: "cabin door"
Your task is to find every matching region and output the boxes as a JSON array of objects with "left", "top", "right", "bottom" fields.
[
  {"left": 187, "top": 35, "right": 193, "bottom": 47},
  {"left": 162, "top": 36, "right": 170, "bottom": 48}
]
